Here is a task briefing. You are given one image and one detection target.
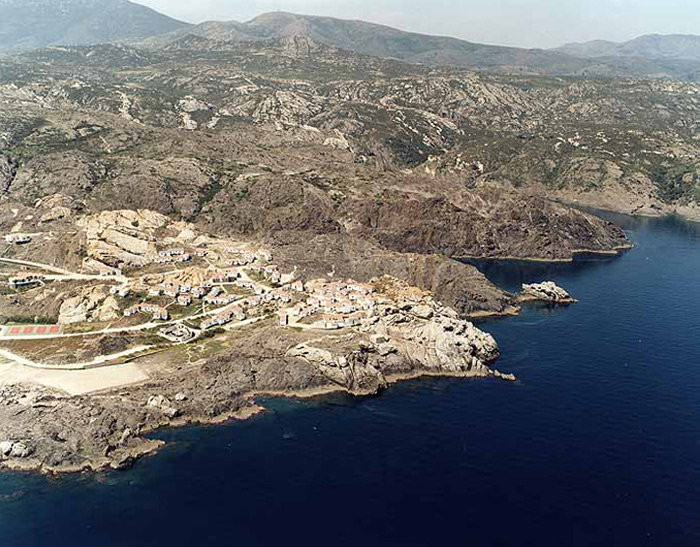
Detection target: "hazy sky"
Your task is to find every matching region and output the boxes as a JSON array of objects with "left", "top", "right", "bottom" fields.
[{"left": 134, "top": 0, "right": 699, "bottom": 49}]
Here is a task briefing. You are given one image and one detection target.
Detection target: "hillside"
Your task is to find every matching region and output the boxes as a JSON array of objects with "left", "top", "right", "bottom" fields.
[
  {"left": 1, "top": 39, "right": 697, "bottom": 230},
  {"left": 556, "top": 34, "right": 700, "bottom": 61},
  {"left": 0, "top": 0, "right": 189, "bottom": 51}
]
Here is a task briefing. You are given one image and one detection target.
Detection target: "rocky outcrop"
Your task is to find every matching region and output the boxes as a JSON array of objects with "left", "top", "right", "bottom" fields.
[
  {"left": 286, "top": 344, "right": 388, "bottom": 394},
  {"left": 286, "top": 290, "right": 508, "bottom": 395},
  {"left": 279, "top": 35, "right": 325, "bottom": 57},
  {"left": 0, "top": 440, "right": 33, "bottom": 460},
  {"left": 78, "top": 209, "right": 169, "bottom": 267},
  {"left": 323, "top": 130, "right": 351, "bottom": 151},
  {"left": 36, "top": 193, "right": 83, "bottom": 223},
  {"left": 146, "top": 395, "right": 180, "bottom": 419},
  {"left": 59, "top": 285, "right": 121, "bottom": 324},
  {"left": 520, "top": 281, "right": 577, "bottom": 303}
]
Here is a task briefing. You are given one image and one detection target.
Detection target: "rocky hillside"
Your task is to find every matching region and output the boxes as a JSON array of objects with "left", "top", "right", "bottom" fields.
[
  {"left": 3, "top": 38, "right": 696, "bottom": 220},
  {"left": 0, "top": 0, "right": 189, "bottom": 51}
]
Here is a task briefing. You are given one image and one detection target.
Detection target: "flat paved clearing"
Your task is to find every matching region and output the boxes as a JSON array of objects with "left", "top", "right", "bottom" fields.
[{"left": 0, "top": 356, "right": 150, "bottom": 396}]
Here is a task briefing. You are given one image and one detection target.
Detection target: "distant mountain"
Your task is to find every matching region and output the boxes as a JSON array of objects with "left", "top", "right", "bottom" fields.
[
  {"left": 0, "top": 0, "right": 189, "bottom": 51},
  {"left": 555, "top": 34, "right": 700, "bottom": 61},
  {"left": 140, "top": 12, "right": 700, "bottom": 81},
  {"left": 145, "top": 11, "right": 588, "bottom": 72},
  {"left": 2, "top": 4, "right": 698, "bottom": 81}
]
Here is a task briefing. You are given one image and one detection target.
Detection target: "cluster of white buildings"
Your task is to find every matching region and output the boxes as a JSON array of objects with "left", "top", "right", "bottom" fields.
[
  {"left": 5, "top": 234, "right": 31, "bottom": 245},
  {"left": 152, "top": 249, "right": 192, "bottom": 264},
  {"left": 107, "top": 245, "right": 299, "bottom": 335},
  {"left": 279, "top": 279, "right": 378, "bottom": 329},
  {"left": 225, "top": 252, "right": 255, "bottom": 267},
  {"left": 201, "top": 304, "right": 247, "bottom": 330},
  {"left": 124, "top": 303, "right": 169, "bottom": 321},
  {"left": 199, "top": 286, "right": 294, "bottom": 330}
]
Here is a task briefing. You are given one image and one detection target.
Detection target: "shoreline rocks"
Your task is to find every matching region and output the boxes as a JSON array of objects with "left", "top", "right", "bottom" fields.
[
  {"left": 0, "top": 440, "right": 33, "bottom": 460},
  {"left": 519, "top": 281, "right": 578, "bottom": 304}
]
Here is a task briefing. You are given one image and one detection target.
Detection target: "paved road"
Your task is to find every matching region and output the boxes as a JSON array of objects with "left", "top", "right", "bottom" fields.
[
  {"left": 1, "top": 257, "right": 128, "bottom": 283},
  {"left": 0, "top": 257, "right": 79, "bottom": 276}
]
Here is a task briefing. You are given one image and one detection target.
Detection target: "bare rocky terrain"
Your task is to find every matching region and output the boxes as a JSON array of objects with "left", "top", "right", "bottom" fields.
[{"left": 0, "top": 29, "right": 695, "bottom": 473}]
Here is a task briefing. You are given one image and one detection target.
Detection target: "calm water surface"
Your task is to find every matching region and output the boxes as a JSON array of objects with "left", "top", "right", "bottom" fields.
[{"left": 1, "top": 212, "right": 699, "bottom": 546}]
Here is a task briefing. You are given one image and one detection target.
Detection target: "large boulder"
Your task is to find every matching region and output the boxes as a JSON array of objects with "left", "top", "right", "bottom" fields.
[
  {"left": 0, "top": 441, "right": 32, "bottom": 459},
  {"left": 0, "top": 441, "right": 13, "bottom": 456},
  {"left": 9, "top": 442, "right": 31, "bottom": 459}
]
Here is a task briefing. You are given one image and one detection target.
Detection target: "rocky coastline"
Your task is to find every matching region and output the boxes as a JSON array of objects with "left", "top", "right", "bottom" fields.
[{"left": 0, "top": 279, "right": 514, "bottom": 475}]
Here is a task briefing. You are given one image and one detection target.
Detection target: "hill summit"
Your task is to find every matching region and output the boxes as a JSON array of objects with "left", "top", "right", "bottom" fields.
[{"left": 0, "top": 0, "right": 189, "bottom": 51}]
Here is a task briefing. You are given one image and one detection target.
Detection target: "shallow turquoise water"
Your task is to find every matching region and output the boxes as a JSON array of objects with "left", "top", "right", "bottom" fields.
[{"left": 1, "top": 213, "right": 699, "bottom": 546}]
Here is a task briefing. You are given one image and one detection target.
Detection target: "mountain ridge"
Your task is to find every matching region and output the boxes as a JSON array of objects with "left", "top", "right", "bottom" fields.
[
  {"left": 554, "top": 34, "right": 700, "bottom": 61},
  {"left": 137, "top": 11, "right": 700, "bottom": 80},
  {"left": 0, "top": 0, "right": 190, "bottom": 51},
  {"left": 1, "top": 5, "right": 698, "bottom": 80}
]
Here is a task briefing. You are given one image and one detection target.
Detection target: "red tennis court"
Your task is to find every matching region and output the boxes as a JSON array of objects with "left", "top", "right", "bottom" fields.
[{"left": 2, "top": 324, "right": 63, "bottom": 337}]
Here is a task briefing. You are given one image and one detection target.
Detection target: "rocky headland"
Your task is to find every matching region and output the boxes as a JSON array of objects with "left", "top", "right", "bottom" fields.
[{"left": 0, "top": 277, "right": 512, "bottom": 474}]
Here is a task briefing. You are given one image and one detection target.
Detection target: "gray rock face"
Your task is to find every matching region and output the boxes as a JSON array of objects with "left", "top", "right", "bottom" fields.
[
  {"left": 59, "top": 285, "right": 121, "bottom": 325},
  {"left": 286, "top": 344, "right": 387, "bottom": 394},
  {"left": 9, "top": 442, "right": 31, "bottom": 458},
  {"left": 1, "top": 441, "right": 32, "bottom": 458},
  {"left": 146, "top": 395, "right": 179, "bottom": 418},
  {"left": 386, "top": 313, "right": 500, "bottom": 374},
  {"left": 0, "top": 156, "right": 18, "bottom": 193},
  {"left": 522, "top": 281, "right": 576, "bottom": 303}
]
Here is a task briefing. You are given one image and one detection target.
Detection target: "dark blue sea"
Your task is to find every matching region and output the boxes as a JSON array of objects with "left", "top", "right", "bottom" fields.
[{"left": 1, "top": 212, "right": 699, "bottom": 546}]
